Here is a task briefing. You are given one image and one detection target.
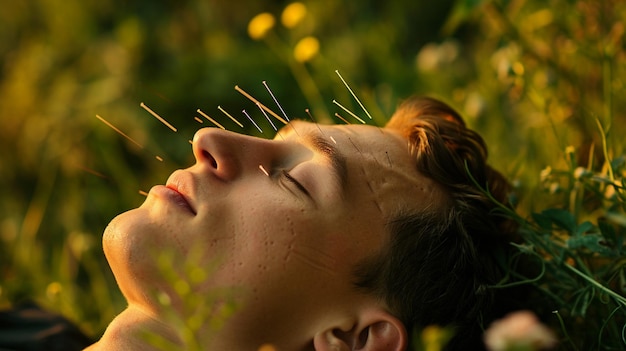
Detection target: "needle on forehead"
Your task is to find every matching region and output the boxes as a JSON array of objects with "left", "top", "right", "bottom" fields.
[
  {"left": 197, "top": 109, "right": 226, "bottom": 130},
  {"left": 193, "top": 116, "right": 203, "bottom": 124},
  {"left": 305, "top": 108, "right": 325, "bottom": 136},
  {"left": 140, "top": 102, "right": 178, "bottom": 132},
  {"left": 242, "top": 109, "right": 263, "bottom": 134},
  {"left": 334, "top": 112, "right": 351, "bottom": 125},
  {"left": 257, "top": 103, "right": 277, "bottom": 131},
  {"left": 335, "top": 70, "right": 373, "bottom": 120},
  {"left": 333, "top": 100, "right": 366, "bottom": 124},
  {"left": 217, "top": 106, "right": 244, "bottom": 128},
  {"left": 139, "top": 190, "right": 149, "bottom": 197},
  {"left": 235, "top": 85, "right": 287, "bottom": 125},
  {"left": 262, "top": 81, "right": 291, "bottom": 123}
]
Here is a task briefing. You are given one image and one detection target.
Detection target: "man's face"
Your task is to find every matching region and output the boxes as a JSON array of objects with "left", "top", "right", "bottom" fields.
[{"left": 103, "top": 121, "right": 441, "bottom": 345}]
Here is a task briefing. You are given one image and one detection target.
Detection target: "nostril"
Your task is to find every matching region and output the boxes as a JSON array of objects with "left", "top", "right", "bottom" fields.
[{"left": 203, "top": 150, "right": 217, "bottom": 168}]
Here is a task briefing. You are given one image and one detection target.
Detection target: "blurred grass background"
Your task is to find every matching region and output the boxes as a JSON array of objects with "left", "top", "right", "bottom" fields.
[{"left": 1, "top": 0, "right": 625, "bottom": 348}]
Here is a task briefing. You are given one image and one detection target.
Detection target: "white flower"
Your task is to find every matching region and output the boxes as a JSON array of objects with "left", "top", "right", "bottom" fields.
[{"left": 484, "top": 311, "right": 557, "bottom": 351}]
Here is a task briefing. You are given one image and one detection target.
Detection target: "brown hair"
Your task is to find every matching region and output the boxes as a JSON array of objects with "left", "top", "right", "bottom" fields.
[{"left": 353, "top": 96, "right": 517, "bottom": 349}]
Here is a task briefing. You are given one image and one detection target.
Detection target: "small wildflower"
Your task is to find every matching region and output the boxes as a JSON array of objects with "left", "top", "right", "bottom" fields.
[
  {"left": 573, "top": 167, "right": 588, "bottom": 180},
  {"left": 421, "top": 325, "right": 451, "bottom": 351},
  {"left": 565, "top": 145, "right": 575, "bottom": 156},
  {"left": 549, "top": 182, "right": 560, "bottom": 194},
  {"left": 484, "top": 311, "right": 557, "bottom": 351},
  {"left": 248, "top": 13, "right": 275, "bottom": 40},
  {"left": 605, "top": 179, "right": 622, "bottom": 199},
  {"left": 46, "top": 282, "right": 62, "bottom": 299},
  {"left": 294, "top": 36, "right": 319, "bottom": 63},
  {"left": 540, "top": 166, "right": 552, "bottom": 182},
  {"left": 281, "top": 2, "right": 307, "bottom": 28}
]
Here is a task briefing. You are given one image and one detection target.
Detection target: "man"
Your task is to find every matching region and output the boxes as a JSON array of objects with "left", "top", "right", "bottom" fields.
[{"left": 87, "top": 96, "right": 516, "bottom": 350}]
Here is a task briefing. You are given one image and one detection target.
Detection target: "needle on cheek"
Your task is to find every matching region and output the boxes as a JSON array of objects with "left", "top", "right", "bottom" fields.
[{"left": 258, "top": 164, "right": 270, "bottom": 177}]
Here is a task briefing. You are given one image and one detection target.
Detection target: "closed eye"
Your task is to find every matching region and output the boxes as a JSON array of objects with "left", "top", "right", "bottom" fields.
[{"left": 281, "top": 170, "right": 311, "bottom": 197}]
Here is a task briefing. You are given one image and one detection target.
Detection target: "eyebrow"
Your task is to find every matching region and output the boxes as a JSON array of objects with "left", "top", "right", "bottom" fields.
[
  {"left": 305, "top": 133, "right": 349, "bottom": 192},
  {"left": 278, "top": 122, "right": 349, "bottom": 193}
]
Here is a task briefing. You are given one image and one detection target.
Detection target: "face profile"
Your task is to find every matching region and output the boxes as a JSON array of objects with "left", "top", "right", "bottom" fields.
[
  {"left": 100, "top": 120, "right": 441, "bottom": 350},
  {"left": 89, "top": 97, "right": 515, "bottom": 351}
]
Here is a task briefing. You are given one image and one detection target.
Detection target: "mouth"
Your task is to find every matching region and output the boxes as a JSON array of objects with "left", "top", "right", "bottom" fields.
[
  {"left": 158, "top": 169, "right": 200, "bottom": 215},
  {"left": 164, "top": 184, "right": 197, "bottom": 215}
]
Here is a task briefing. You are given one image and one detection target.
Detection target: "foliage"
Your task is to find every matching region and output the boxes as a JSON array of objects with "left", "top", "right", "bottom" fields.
[{"left": 1, "top": 0, "right": 625, "bottom": 349}]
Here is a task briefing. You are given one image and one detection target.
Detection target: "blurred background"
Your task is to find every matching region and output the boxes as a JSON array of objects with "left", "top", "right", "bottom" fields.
[{"left": 1, "top": 0, "right": 625, "bottom": 347}]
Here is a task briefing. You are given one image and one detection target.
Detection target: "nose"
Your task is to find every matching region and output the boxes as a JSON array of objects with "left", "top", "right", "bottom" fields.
[{"left": 192, "top": 127, "right": 282, "bottom": 181}]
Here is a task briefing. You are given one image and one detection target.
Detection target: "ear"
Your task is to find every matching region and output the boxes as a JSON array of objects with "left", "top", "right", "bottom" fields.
[{"left": 313, "top": 309, "right": 407, "bottom": 351}]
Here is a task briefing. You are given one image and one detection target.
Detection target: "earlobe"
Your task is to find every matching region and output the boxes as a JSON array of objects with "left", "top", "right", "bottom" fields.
[{"left": 313, "top": 310, "right": 407, "bottom": 351}]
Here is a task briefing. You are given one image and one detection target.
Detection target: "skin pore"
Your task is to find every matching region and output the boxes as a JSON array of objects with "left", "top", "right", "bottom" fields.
[{"left": 89, "top": 121, "right": 444, "bottom": 351}]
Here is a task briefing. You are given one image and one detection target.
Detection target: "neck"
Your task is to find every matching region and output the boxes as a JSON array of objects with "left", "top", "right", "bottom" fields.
[{"left": 86, "top": 306, "right": 182, "bottom": 351}]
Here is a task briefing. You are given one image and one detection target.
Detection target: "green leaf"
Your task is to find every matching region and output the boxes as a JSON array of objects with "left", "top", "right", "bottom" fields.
[
  {"left": 575, "top": 221, "right": 595, "bottom": 236},
  {"left": 531, "top": 212, "right": 553, "bottom": 231},
  {"left": 606, "top": 212, "right": 626, "bottom": 228},
  {"left": 441, "top": 0, "right": 491, "bottom": 35},
  {"left": 567, "top": 234, "right": 615, "bottom": 256},
  {"left": 535, "top": 208, "right": 577, "bottom": 233},
  {"left": 598, "top": 218, "right": 619, "bottom": 247},
  {"left": 571, "top": 287, "right": 594, "bottom": 317}
]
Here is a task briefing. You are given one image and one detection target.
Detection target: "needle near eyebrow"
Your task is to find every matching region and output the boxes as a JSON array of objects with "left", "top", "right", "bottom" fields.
[
  {"left": 243, "top": 109, "right": 263, "bottom": 134},
  {"left": 333, "top": 100, "right": 366, "bottom": 124},
  {"left": 257, "top": 103, "right": 277, "bottom": 132},
  {"left": 334, "top": 112, "right": 351, "bottom": 125},
  {"left": 235, "top": 85, "right": 288, "bottom": 125},
  {"left": 262, "top": 81, "right": 290, "bottom": 124},
  {"left": 335, "top": 70, "right": 373, "bottom": 120}
]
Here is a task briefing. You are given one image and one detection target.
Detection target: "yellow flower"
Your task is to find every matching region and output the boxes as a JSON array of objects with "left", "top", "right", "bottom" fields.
[
  {"left": 281, "top": 2, "right": 307, "bottom": 28},
  {"left": 248, "top": 13, "right": 275, "bottom": 40},
  {"left": 421, "top": 325, "right": 448, "bottom": 351},
  {"left": 257, "top": 344, "right": 277, "bottom": 351},
  {"left": 294, "top": 36, "right": 319, "bottom": 63}
]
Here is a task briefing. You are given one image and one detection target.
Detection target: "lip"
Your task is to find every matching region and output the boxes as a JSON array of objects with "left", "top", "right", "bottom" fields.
[
  {"left": 151, "top": 170, "right": 198, "bottom": 215},
  {"left": 151, "top": 185, "right": 197, "bottom": 215}
]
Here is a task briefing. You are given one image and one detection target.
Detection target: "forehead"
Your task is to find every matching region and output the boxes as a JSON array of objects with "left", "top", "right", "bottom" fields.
[{"left": 282, "top": 121, "right": 443, "bottom": 218}]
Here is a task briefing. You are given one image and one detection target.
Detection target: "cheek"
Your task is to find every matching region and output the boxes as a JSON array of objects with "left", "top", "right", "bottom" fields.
[{"left": 211, "top": 191, "right": 307, "bottom": 279}]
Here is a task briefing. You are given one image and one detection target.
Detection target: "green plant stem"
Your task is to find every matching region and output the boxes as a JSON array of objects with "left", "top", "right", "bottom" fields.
[
  {"left": 597, "top": 305, "right": 624, "bottom": 349},
  {"left": 552, "top": 310, "right": 579, "bottom": 351},
  {"left": 563, "top": 264, "right": 626, "bottom": 306}
]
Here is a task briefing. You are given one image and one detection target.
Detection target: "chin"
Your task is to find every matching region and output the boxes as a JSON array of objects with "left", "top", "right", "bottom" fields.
[{"left": 103, "top": 208, "right": 165, "bottom": 304}]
